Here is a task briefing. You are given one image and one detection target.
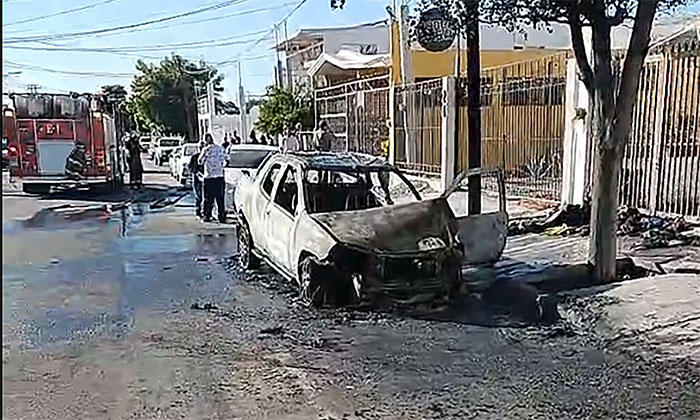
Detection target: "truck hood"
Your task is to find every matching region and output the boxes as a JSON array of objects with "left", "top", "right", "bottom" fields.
[{"left": 310, "top": 199, "right": 455, "bottom": 255}]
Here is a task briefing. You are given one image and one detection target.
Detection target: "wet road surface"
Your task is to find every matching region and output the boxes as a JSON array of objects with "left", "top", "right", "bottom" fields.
[{"left": 3, "top": 173, "right": 699, "bottom": 419}]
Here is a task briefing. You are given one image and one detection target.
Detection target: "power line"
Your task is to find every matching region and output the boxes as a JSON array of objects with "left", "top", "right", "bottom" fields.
[
  {"left": 88, "top": 1, "right": 297, "bottom": 38},
  {"left": 3, "top": 0, "right": 120, "bottom": 27},
  {"left": 4, "top": 61, "right": 132, "bottom": 78},
  {"left": 218, "top": 0, "right": 310, "bottom": 67},
  {"left": 3, "top": 0, "right": 249, "bottom": 44},
  {"left": 9, "top": 29, "right": 272, "bottom": 53}
]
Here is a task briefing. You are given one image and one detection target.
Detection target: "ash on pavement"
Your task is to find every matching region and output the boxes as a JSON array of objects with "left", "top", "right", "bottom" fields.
[{"left": 3, "top": 177, "right": 699, "bottom": 420}]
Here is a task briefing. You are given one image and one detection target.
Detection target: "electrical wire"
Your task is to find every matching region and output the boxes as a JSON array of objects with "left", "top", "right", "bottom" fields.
[
  {"left": 8, "top": 29, "right": 272, "bottom": 53},
  {"left": 3, "top": 0, "right": 248, "bottom": 44},
  {"left": 4, "top": 61, "right": 133, "bottom": 78},
  {"left": 87, "top": 1, "right": 297, "bottom": 39},
  {"left": 3, "top": 0, "right": 120, "bottom": 27},
  {"left": 217, "top": 0, "right": 310, "bottom": 67}
]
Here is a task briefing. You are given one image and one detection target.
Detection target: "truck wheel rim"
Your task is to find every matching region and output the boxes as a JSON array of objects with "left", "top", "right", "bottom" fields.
[{"left": 238, "top": 226, "right": 250, "bottom": 268}]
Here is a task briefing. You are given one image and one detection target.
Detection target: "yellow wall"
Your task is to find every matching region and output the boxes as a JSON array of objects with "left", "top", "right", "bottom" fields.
[{"left": 389, "top": 21, "right": 570, "bottom": 84}]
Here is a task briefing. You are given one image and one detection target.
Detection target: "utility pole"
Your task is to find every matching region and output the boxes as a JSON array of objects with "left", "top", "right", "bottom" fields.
[
  {"left": 238, "top": 61, "right": 248, "bottom": 143},
  {"left": 465, "top": 0, "right": 481, "bottom": 215},
  {"left": 274, "top": 24, "right": 283, "bottom": 87},
  {"left": 399, "top": 4, "right": 415, "bottom": 164},
  {"left": 206, "top": 77, "right": 215, "bottom": 137},
  {"left": 284, "top": 19, "right": 292, "bottom": 89}
]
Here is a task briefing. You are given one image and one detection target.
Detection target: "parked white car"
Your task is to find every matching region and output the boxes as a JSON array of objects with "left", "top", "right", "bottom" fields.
[
  {"left": 152, "top": 136, "right": 182, "bottom": 166},
  {"left": 224, "top": 144, "right": 278, "bottom": 211},
  {"left": 169, "top": 143, "right": 200, "bottom": 184},
  {"left": 234, "top": 151, "right": 508, "bottom": 308}
]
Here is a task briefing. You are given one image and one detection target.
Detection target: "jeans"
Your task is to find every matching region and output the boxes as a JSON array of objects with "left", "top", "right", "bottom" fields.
[
  {"left": 192, "top": 177, "right": 203, "bottom": 217},
  {"left": 203, "top": 177, "right": 225, "bottom": 222}
]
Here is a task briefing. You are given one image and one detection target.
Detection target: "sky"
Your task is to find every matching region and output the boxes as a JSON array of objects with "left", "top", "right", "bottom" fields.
[
  {"left": 2, "top": 0, "right": 398, "bottom": 99},
  {"left": 2, "top": 0, "right": 699, "bottom": 100}
]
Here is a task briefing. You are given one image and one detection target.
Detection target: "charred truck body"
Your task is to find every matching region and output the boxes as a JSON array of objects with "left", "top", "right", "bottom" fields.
[
  {"left": 2, "top": 93, "right": 124, "bottom": 194},
  {"left": 235, "top": 152, "right": 508, "bottom": 308}
]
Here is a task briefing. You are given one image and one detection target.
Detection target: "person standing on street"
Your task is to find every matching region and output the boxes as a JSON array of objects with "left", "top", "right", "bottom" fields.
[
  {"left": 198, "top": 133, "right": 228, "bottom": 223},
  {"left": 125, "top": 135, "right": 144, "bottom": 188},
  {"left": 280, "top": 125, "right": 301, "bottom": 153},
  {"left": 222, "top": 134, "right": 230, "bottom": 152},
  {"left": 188, "top": 141, "right": 205, "bottom": 219},
  {"left": 65, "top": 141, "right": 87, "bottom": 181},
  {"left": 314, "top": 120, "right": 335, "bottom": 152},
  {"left": 233, "top": 130, "right": 242, "bottom": 145},
  {"left": 249, "top": 130, "right": 258, "bottom": 144}
]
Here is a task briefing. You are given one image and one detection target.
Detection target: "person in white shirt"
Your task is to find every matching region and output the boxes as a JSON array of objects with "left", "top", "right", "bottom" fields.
[
  {"left": 280, "top": 125, "right": 301, "bottom": 153},
  {"left": 198, "top": 134, "right": 228, "bottom": 223}
]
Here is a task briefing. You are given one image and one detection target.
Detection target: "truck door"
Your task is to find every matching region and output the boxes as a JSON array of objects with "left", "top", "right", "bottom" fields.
[
  {"left": 264, "top": 164, "right": 301, "bottom": 275},
  {"left": 252, "top": 162, "right": 282, "bottom": 254}
]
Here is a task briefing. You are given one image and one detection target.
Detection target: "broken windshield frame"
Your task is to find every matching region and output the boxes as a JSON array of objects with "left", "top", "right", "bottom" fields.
[{"left": 302, "top": 167, "right": 421, "bottom": 214}]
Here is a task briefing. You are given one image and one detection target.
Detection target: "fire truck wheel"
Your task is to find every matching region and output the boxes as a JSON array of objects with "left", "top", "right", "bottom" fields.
[{"left": 22, "top": 184, "right": 51, "bottom": 195}]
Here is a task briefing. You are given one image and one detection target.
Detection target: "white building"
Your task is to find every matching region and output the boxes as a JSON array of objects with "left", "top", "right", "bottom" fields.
[{"left": 275, "top": 20, "right": 390, "bottom": 89}]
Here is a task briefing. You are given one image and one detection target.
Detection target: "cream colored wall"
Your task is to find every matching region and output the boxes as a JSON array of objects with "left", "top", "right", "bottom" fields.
[{"left": 389, "top": 21, "right": 570, "bottom": 83}]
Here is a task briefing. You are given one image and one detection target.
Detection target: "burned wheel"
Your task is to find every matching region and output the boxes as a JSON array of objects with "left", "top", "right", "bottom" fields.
[
  {"left": 298, "top": 256, "right": 360, "bottom": 308},
  {"left": 299, "top": 256, "right": 326, "bottom": 307},
  {"left": 237, "top": 220, "right": 259, "bottom": 269}
]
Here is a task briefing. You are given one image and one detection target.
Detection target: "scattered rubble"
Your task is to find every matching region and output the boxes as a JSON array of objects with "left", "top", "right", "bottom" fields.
[
  {"left": 190, "top": 302, "right": 219, "bottom": 311},
  {"left": 259, "top": 326, "right": 285, "bottom": 335},
  {"left": 508, "top": 203, "right": 591, "bottom": 236},
  {"left": 509, "top": 204, "right": 700, "bottom": 249},
  {"left": 618, "top": 207, "right": 699, "bottom": 249}
]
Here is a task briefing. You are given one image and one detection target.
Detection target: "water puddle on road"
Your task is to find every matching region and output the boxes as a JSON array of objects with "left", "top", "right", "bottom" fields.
[{"left": 3, "top": 196, "right": 238, "bottom": 349}]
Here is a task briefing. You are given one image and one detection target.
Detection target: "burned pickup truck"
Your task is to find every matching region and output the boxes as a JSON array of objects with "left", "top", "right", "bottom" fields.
[{"left": 234, "top": 152, "right": 507, "bottom": 307}]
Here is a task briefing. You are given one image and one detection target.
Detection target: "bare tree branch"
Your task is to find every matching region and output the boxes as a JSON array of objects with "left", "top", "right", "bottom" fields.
[
  {"left": 568, "top": 11, "right": 594, "bottom": 92},
  {"left": 610, "top": 0, "right": 660, "bottom": 150}
]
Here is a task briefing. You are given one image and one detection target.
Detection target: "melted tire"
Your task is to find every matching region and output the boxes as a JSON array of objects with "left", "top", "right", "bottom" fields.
[
  {"left": 237, "top": 221, "right": 259, "bottom": 270},
  {"left": 299, "top": 257, "right": 360, "bottom": 308}
]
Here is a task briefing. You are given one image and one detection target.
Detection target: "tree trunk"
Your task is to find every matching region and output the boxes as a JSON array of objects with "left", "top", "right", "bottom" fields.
[
  {"left": 590, "top": 138, "right": 621, "bottom": 282},
  {"left": 587, "top": 0, "right": 658, "bottom": 282}
]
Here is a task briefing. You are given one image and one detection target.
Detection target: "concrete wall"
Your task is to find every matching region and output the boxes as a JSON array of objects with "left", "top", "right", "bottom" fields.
[{"left": 322, "top": 25, "right": 390, "bottom": 55}]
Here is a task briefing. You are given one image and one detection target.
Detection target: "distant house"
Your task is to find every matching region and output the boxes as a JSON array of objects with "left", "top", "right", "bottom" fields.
[{"left": 275, "top": 20, "right": 390, "bottom": 89}]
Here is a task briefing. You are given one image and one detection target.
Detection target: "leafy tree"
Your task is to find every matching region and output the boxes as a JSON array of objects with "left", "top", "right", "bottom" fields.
[
  {"left": 336, "top": 0, "right": 690, "bottom": 281},
  {"left": 215, "top": 98, "right": 240, "bottom": 115},
  {"left": 100, "top": 85, "right": 127, "bottom": 105},
  {"left": 128, "top": 54, "right": 223, "bottom": 140},
  {"left": 255, "top": 85, "right": 314, "bottom": 137}
]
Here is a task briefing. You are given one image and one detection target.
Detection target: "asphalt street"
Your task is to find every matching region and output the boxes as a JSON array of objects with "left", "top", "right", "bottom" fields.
[{"left": 2, "top": 168, "right": 699, "bottom": 420}]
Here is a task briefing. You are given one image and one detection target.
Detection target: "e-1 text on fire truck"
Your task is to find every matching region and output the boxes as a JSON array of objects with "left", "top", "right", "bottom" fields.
[{"left": 2, "top": 92, "right": 125, "bottom": 194}]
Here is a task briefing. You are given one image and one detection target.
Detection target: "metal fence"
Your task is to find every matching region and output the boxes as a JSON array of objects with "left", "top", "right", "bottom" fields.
[
  {"left": 459, "top": 53, "right": 569, "bottom": 201},
  {"left": 393, "top": 78, "right": 443, "bottom": 175},
  {"left": 314, "top": 76, "right": 390, "bottom": 156},
  {"left": 620, "top": 37, "right": 700, "bottom": 218}
]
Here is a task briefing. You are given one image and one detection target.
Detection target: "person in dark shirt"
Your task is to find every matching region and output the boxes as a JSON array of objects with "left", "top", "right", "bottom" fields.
[
  {"left": 188, "top": 141, "right": 205, "bottom": 219},
  {"left": 125, "top": 135, "right": 145, "bottom": 188},
  {"left": 65, "top": 141, "right": 87, "bottom": 181}
]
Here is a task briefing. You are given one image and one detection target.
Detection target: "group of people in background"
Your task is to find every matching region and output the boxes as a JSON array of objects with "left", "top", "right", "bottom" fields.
[
  {"left": 280, "top": 121, "right": 336, "bottom": 153},
  {"left": 212, "top": 121, "right": 336, "bottom": 154},
  {"left": 118, "top": 120, "right": 339, "bottom": 222}
]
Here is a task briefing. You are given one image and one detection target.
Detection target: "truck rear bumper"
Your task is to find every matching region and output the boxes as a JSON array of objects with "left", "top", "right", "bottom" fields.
[{"left": 21, "top": 176, "right": 109, "bottom": 186}]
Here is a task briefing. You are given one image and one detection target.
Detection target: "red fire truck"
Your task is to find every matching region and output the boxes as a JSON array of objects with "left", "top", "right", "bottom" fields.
[{"left": 2, "top": 93, "right": 125, "bottom": 194}]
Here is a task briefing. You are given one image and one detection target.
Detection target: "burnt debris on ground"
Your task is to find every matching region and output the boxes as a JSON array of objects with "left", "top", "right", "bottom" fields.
[{"left": 509, "top": 203, "right": 699, "bottom": 249}]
